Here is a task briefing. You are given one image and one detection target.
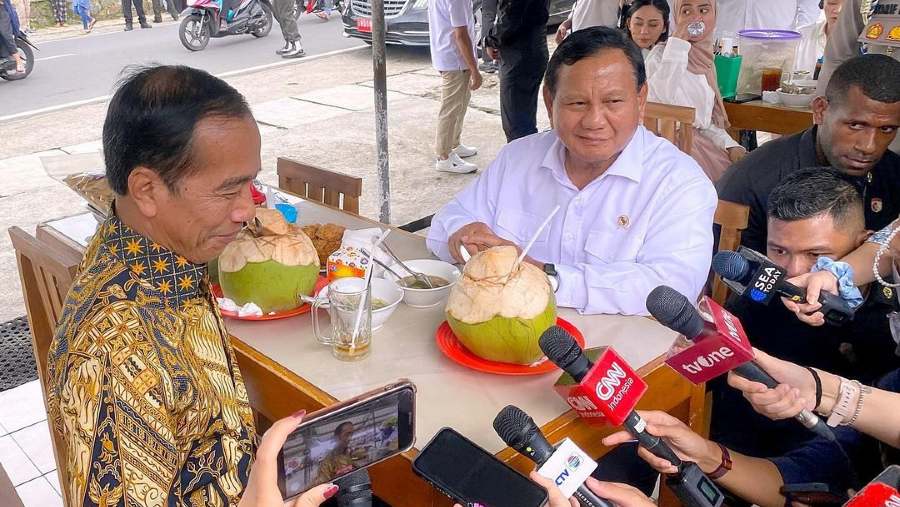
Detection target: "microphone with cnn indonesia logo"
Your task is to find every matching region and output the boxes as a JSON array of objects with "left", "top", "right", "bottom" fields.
[
  {"left": 645, "top": 285, "right": 836, "bottom": 442},
  {"left": 539, "top": 329, "right": 725, "bottom": 507}
]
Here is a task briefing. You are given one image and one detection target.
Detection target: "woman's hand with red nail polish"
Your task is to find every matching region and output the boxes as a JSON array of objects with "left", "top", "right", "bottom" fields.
[{"left": 239, "top": 411, "right": 337, "bottom": 507}]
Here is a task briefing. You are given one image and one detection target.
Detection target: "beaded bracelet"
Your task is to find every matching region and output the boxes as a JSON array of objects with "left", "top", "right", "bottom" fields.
[
  {"left": 872, "top": 223, "right": 900, "bottom": 288},
  {"left": 806, "top": 367, "right": 823, "bottom": 411}
]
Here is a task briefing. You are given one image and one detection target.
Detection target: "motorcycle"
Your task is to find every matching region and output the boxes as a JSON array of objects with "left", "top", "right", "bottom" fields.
[
  {"left": 178, "top": 0, "right": 273, "bottom": 51},
  {"left": 0, "top": 2, "right": 36, "bottom": 80}
]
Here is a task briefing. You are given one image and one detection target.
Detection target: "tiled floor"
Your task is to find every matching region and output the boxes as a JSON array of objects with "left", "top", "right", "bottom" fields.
[{"left": 0, "top": 380, "right": 63, "bottom": 507}]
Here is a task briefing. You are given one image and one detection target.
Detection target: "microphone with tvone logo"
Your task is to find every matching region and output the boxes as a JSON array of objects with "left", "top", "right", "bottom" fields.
[
  {"left": 712, "top": 248, "right": 854, "bottom": 326},
  {"left": 539, "top": 329, "right": 724, "bottom": 507},
  {"left": 845, "top": 466, "right": 900, "bottom": 507},
  {"left": 493, "top": 405, "right": 613, "bottom": 507},
  {"left": 645, "top": 285, "right": 835, "bottom": 443}
]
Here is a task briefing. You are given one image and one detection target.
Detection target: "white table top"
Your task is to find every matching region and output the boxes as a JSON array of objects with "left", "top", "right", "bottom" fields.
[{"left": 44, "top": 203, "right": 679, "bottom": 454}]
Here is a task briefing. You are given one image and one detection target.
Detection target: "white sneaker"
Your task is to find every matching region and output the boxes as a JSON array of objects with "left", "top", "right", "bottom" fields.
[
  {"left": 436, "top": 153, "right": 478, "bottom": 174},
  {"left": 452, "top": 144, "right": 478, "bottom": 158}
]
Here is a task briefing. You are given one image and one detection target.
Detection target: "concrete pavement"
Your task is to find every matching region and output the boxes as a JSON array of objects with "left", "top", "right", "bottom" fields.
[
  {"left": 2, "top": 11, "right": 363, "bottom": 117},
  {"left": 0, "top": 40, "right": 554, "bottom": 322}
]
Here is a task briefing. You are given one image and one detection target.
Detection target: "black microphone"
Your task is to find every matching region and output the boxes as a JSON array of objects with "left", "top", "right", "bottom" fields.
[
  {"left": 712, "top": 249, "right": 854, "bottom": 325},
  {"left": 493, "top": 406, "right": 614, "bottom": 507},
  {"left": 540, "top": 328, "right": 725, "bottom": 507},
  {"left": 540, "top": 327, "right": 684, "bottom": 468},
  {"left": 335, "top": 469, "right": 372, "bottom": 507},
  {"left": 646, "top": 285, "right": 836, "bottom": 442}
]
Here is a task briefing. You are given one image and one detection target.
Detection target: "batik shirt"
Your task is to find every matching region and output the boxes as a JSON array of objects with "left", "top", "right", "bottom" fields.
[{"left": 47, "top": 214, "right": 257, "bottom": 507}]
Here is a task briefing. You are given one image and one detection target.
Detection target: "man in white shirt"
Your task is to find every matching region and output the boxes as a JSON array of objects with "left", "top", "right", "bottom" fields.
[
  {"left": 555, "top": 0, "right": 622, "bottom": 42},
  {"left": 426, "top": 26, "right": 718, "bottom": 316},
  {"left": 428, "top": 0, "right": 482, "bottom": 174},
  {"left": 714, "top": 0, "right": 820, "bottom": 39}
]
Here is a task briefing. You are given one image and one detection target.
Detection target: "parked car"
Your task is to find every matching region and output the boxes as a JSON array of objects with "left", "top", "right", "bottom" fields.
[{"left": 341, "top": 0, "right": 575, "bottom": 46}]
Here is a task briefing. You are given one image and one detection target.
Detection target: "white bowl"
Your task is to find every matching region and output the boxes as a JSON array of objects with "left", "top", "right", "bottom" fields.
[
  {"left": 777, "top": 89, "right": 814, "bottom": 108},
  {"left": 318, "top": 278, "right": 403, "bottom": 331},
  {"left": 383, "top": 259, "right": 460, "bottom": 308}
]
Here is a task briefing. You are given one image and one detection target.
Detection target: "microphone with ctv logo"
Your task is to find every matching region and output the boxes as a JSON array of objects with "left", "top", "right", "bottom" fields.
[
  {"left": 539, "top": 329, "right": 724, "bottom": 507},
  {"left": 712, "top": 248, "right": 854, "bottom": 326},
  {"left": 493, "top": 405, "right": 614, "bottom": 507},
  {"left": 645, "top": 285, "right": 836, "bottom": 443}
]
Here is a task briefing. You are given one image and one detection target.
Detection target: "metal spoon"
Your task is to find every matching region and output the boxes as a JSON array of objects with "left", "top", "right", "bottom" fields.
[{"left": 380, "top": 241, "right": 434, "bottom": 289}]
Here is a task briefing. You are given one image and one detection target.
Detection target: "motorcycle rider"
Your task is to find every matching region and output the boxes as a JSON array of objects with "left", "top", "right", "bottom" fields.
[{"left": 0, "top": 0, "right": 24, "bottom": 74}]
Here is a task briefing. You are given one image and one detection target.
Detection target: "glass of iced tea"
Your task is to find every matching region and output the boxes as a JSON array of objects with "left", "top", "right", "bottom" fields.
[{"left": 761, "top": 67, "right": 782, "bottom": 92}]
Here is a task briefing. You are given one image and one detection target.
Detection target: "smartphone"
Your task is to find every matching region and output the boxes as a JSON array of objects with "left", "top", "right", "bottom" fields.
[
  {"left": 277, "top": 380, "right": 416, "bottom": 499},
  {"left": 724, "top": 93, "right": 762, "bottom": 104},
  {"left": 780, "top": 482, "right": 848, "bottom": 505},
  {"left": 413, "top": 427, "right": 549, "bottom": 507}
]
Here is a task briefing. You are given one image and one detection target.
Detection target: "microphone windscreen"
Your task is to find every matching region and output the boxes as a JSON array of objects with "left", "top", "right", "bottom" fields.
[
  {"left": 493, "top": 405, "right": 534, "bottom": 448},
  {"left": 335, "top": 469, "right": 372, "bottom": 507},
  {"left": 645, "top": 285, "right": 705, "bottom": 340},
  {"left": 539, "top": 326, "right": 580, "bottom": 367},
  {"left": 712, "top": 251, "right": 751, "bottom": 281}
]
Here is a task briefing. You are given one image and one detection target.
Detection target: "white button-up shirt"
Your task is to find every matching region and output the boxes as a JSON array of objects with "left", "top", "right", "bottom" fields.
[
  {"left": 714, "top": 0, "right": 821, "bottom": 39},
  {"left": 426, "top": 127, "right": 718, "bottom": 316}
]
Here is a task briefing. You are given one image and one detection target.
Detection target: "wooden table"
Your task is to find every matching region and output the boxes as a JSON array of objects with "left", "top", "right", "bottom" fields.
[
  {"left": 39, "top": 199, "right": 707, "bottom": 507},
  {"left": 724, "top": 100, "right": 813, "bottom": 137}
]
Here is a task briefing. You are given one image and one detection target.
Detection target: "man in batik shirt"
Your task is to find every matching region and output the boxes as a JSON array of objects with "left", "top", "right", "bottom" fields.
[{"left": 47, "top": 65, "right": 272, "bottom": 507}]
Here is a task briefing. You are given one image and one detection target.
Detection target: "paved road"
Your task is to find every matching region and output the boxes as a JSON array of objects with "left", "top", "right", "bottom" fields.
[{"left": 1, "top": 14, "right": 365, "bottom": 117}]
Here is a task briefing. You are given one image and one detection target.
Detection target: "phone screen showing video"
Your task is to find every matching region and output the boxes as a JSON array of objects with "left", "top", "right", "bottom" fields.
[{"left": 280, "top": 388, "right": 410, "bottom": 497}]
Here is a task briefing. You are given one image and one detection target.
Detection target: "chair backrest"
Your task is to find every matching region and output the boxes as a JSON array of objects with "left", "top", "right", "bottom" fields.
[
  {"left": 8, "top": 226, "right": 81, "bottom": 506},
  {"left": 643, "top": 102, "right": 696, "bottom": 154},
  {"left": 277, "top": 157, "right": 363, "bottom": 214},
  {"left": 712, "top": 200, "right": 751, "bottom": 305}
]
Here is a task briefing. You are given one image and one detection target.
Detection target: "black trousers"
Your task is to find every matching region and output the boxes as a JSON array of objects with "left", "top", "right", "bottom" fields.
[
  {"left": 151, "top": 0, "right": 178, "bottom": 17},
  {"left": 480, "top": 0, "right": 497, "bottom": 63},
  {"left": 121, "top": 0, "right": 147, "bottom": 23},
  {"left": 499, "top": 30, "right": 549, "bottom": 142}
]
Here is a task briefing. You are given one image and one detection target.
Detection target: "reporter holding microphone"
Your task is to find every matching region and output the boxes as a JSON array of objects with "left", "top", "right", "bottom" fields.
[{"left": 728, "top": 348, "right": 900, "bottom": 449}]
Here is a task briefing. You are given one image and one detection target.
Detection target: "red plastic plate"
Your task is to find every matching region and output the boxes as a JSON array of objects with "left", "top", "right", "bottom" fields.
[
  {"left": 211, "top": 276, "right": 328, "bottom": 321},
  {"left": 435, "top": 317, "right": 586, "bottom": 376}
]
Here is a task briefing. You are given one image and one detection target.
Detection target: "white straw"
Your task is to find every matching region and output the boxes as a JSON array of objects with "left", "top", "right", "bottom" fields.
[
  {"left": 515, "top": 205, "right": 560, "bottom": 267},
  {"left": 350, "top": 229, "right": 391, "bottom": 348}
]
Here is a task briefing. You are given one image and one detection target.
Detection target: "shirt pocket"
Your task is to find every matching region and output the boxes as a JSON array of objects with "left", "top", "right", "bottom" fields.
[
  {"left": 584, "top": 227, "right": 643, "bottom": 263},
  {"left": 495, "top": 208, "right": 552, "bottom": 245}
]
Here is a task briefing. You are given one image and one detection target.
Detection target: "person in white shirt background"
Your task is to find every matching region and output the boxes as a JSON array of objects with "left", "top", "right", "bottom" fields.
[
  {"left": 645, "top": 0, "right": 747, "bottom": 182},
  {"left": 621, "top": 0, "right": 671, "bottom": 57},
  {"left": 427, "top": 0, "right": 482, "bottom": 174},
  {"left": 713, "top": 0, "right": 821, "bottom": 40},
  {"left": 556, "top": 0, "right": 622, "bottom": 42},
  {"left": 795, "top": 0, "right": 845, "bottom": 75},
  {"left": 426, "top": 26, "right": 717, "bottom": 316}
]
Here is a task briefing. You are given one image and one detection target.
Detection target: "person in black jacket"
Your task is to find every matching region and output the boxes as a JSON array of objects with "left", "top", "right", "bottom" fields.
[
  {"left": 484, "top": 0, "right": 550, "bottom": 142},
  {"left": 717, "top": 54, "right": 900, "bottom": 254}
]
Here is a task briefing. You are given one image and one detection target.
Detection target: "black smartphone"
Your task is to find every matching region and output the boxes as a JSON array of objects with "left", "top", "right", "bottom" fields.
[
  {"left": 780, "top": 482, "right": 848, "bottom": 505},
  {"left": 277, "top": 380, "right": 416, "bottom": 500},
  {"left": 412, "top": 427, "right": 549, "bottom": 507},
  {"left": 724, "top": 93, "right": 762, "bottom": 104}
]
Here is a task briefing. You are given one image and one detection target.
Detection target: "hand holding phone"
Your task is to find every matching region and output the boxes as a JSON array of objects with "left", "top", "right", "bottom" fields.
[
  {"left": 277, "top": 381, "right": 416, "bottom": 500},
  {"left": 413, "top": 428, "right": 549, "bottom": 507}
]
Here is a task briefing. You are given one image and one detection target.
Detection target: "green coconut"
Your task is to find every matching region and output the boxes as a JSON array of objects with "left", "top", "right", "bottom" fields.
[
  {"left": 218, "top": 208, "right": 320, "bottom": 313},
  {"left": 446, "top": 246, "right": 557, "bottom": 364}
]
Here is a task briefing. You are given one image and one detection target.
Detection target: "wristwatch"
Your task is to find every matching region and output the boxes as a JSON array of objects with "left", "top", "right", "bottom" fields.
[{"left": 543, "top": 263, "right": 559, "bottom": 293}]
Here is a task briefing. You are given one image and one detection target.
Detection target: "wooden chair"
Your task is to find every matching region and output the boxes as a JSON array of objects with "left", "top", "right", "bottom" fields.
[
  {"left": 277, "top": 158, "right": 363, "bottom": 214},
  {"left": 643, "top": 102, "right": 696, "bottom": 155},
  {"left": 8, "top": 226, "right": 82, "bottom": 506},
  {"left": 712, "top": 200, "right": 751, "bottom": 305}
]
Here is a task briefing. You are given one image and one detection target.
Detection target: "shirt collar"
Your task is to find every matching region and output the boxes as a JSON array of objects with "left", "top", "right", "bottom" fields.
[
  {"left": 799, "top": 126, "right": 821, "bottom": 168},
  {"left": 540, "top": 128, "right": 644, "bottom": 187},
  {"left": 99, "top": 213, "right": 208, "bottom": 306}
]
